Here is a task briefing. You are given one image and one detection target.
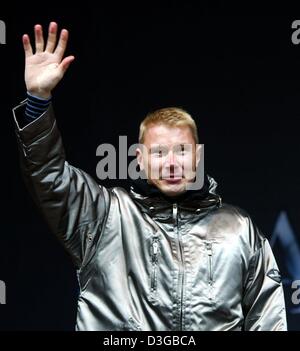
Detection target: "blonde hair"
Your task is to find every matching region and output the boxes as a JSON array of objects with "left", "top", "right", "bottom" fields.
[{"left": 139, "top": 107, "right": 199, "bottom": 144}]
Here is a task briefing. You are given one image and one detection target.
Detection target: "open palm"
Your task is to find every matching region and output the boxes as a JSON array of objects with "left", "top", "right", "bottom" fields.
[{"left": 23, "top": 22, "right": 75, "bottom": 98}]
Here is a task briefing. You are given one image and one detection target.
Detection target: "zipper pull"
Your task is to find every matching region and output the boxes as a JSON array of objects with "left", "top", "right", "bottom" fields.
[
  {"left": 152, "top": 239, "right": 159, "bottom": 262},
  {"left": 153, "top": 241, "right": 158, "bottom": 255},
  {"left": 173, "top": 203, "right": 178, "bottom": 222},
  {"left": 206, "top": 242, "right": 212, "bottom": 256}
]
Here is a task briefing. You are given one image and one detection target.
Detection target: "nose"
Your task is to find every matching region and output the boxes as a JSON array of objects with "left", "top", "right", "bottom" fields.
[
  {"left": 165, "top": 150, "right": 176, "bottom": 167},
  {"left": 161, "top": 149, "right": 184, "bottom": 180}
]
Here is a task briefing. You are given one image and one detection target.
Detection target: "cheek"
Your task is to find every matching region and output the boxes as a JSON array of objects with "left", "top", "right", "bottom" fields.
[
  {"left": 182, "top": 155, "right": 196, "bottom": 171},
  {"left": 149, "top": 157, "right": 162, "bottom": 169},
  {"left": 147, "top": 158, "right": 161, "bottom": 180}
]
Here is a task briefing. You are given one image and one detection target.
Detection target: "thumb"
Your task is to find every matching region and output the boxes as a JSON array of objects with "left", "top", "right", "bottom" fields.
[{"left": 59, "top": 55, "right": 75, "bottom": 73}]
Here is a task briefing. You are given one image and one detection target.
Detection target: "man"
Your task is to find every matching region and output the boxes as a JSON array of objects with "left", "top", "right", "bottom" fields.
[{"left": 13, "top": 22, "right": 287, "bottom": 331}]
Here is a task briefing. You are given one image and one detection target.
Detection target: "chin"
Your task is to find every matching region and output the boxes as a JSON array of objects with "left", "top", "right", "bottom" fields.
[{"left": 159, "top": 182, "right": 187, "bottom": 197}]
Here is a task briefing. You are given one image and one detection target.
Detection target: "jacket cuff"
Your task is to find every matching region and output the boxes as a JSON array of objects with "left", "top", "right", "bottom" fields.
[{"left": 12, "top": 99, "right": 56, "bottom": 146}]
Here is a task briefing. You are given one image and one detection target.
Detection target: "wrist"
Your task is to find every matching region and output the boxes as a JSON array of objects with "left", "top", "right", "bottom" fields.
[{"left": 27, "top": 89, "right": 52, "bottom": 100}]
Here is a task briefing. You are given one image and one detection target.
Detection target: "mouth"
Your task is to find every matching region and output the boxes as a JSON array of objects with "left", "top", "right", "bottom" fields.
[{"left": 164, "top": 177, "right": 182, "bottom": 184}]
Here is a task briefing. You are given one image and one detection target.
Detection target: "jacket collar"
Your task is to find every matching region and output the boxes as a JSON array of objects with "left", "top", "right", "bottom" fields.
[{"left": 129, "top": 173, "right": 222, "bottom": 216}]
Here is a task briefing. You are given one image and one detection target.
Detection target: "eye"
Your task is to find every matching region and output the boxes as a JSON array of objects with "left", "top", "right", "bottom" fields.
[
  {"left": 153, "top": 151, "right": 162, "bottom": 157},
  {"left": 151, "top": 146, "right": 167, "bottom": 157},
  {"left": 174, "top": 145, "right": 188, "bottom": 156}
]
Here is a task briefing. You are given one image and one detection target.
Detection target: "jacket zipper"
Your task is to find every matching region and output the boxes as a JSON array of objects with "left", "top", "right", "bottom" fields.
[
  {"left": 150, "top": 237, "right": 159, "bottom": 293},
  {"left": 173, "top": 203, "right": 184, "bottom": 330},
  {"left": 206, "top": 242, "right": 213, "bottom": 300}
]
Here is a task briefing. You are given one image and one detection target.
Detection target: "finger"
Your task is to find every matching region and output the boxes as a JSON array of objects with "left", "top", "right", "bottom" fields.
[
  {"left": 54, "top": 29, "right": 69, "bottom": 60},
  {"left": 22, "top": 34, "right": 33, "bottom": 57},
  {"left": 45, "top": 22, "right": 58, "bottom": 53},
  {"left": 34, "top": 24, "right": 44, "bottom": 53},
  {"left": 59, "top": 55, "right": 75, "bottom": 73}
]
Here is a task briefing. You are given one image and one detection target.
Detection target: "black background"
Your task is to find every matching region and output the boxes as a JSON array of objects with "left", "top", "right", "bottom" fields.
[{"left": 0, "top": 2, "right": 299, "bottom": 330}]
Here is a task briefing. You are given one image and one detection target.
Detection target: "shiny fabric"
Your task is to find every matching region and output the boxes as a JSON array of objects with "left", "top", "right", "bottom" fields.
[{"left": 13, "top": 101, "right": 287, "bottom": 331}]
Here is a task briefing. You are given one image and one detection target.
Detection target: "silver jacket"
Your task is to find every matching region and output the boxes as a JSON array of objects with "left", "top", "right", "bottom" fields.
[{"left": 13, "top": 101, "right": 287, "bottom": 331}]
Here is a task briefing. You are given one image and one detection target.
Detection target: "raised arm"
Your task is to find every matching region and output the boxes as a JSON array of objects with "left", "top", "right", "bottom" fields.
[{"left": 13, "top": 23, "right": 109, "bottom": 269}]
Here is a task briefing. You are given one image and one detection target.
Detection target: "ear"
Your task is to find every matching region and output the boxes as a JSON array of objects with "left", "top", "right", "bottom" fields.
[
  {"left": 195, "top": 144, "right": 202, "bottom": 167},
  {"left": 136, "top": 146, "right": 145, "bottom": 171}
]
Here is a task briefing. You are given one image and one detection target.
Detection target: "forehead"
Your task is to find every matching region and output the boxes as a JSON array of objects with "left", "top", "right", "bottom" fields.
[{"left": 143, "top": 124, "right": 195, "bottom": 145}]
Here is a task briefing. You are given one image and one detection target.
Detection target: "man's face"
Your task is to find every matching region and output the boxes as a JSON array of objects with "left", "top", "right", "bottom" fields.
[{"left": 136, "top": 124, "right": 200, "bottom": 197}]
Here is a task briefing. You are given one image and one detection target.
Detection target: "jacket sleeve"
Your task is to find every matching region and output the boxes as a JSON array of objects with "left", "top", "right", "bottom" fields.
[
  {"left": 242, "top": 223, "right": 287, "bottom": 331},
  {"left": 13, "top": 100, "right": 110, "bottom": 269}
]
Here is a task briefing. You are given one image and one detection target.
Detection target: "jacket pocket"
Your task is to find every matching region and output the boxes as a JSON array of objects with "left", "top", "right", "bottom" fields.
[
  {"left": 205, "top": 241, "right": 214, "bottom": 300},
  {"left": 150, "top": 237, "right": 160, "bottom": 297}
]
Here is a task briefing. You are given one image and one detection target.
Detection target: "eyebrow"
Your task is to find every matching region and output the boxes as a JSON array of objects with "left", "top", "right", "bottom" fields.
[
  {"left": 149, "top": 144, "right": 189, "bottom": 152},
  {"left": 149, "top": 145, "right": 167, "bottom": 153}
]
